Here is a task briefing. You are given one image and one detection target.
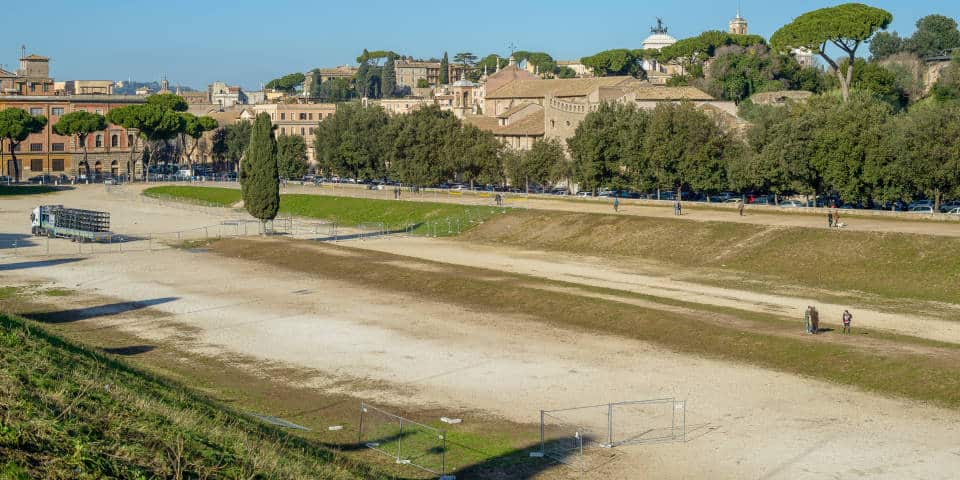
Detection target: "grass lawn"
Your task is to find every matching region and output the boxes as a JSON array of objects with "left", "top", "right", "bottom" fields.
[
  {"left": 143, "top": 186, "right": 505, "bottom": 236},
  {"left": 0, "top": 311, "right": 389, "bottom": 479},
  {"left": 0, "top": 185, "right": 61, "bottom": 196}
]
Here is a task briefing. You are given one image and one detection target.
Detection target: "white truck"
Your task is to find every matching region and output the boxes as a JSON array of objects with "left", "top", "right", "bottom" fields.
[{"left": 31, "top": 205, "right": 112, "bottom": 242}]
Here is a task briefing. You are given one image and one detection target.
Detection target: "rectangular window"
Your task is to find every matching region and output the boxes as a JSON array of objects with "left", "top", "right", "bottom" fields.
[
  {"left": 300, "top": 127, "right": 305, "bottom": 135},
  {"left": 280, "top": 112, "right": 286, "bottom": 120},
  {"left": 95, "top": 109, "right": 103, "bottom": 115},
  {"left": 299, "top": 113, "right": 307, "bottom": 120},
  {"left": 51, "top": 107, "right": 64, "bottom": 116},
  {"left": 42, "top": 83, "right": 49, "bottom": 92},
  {"left": 280, "top": 127, "right": 285, "bottom": 134},
  {"left": 95, "top": 135, "right": 103, "bottom": 148},
  {"left": 309, "top": 127, "right": 314, "bottom": 134},
  {"left": 51, "top": 143, "right": 65, "bottom": 152},
  {"left": 308, "top": 113, "right": 313, "bottom": 120},
  {"left": 29, "top": 107, "right": 43, "bottom": 116},
  {"left": 13, "top": 143, "right": 21, "bottom": 152},
  {"left": 30, "top": 143, "right": 43, "bottom": 152},
  {"left": 52, "top": 159, "right": 64, "bottom": 171},
  {"left": 30, "top": 159, "right": 43, "bottom": 171}
]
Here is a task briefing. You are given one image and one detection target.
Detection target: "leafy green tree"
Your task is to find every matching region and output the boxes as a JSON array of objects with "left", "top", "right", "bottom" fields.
[
  {"left": 870, "top": 31, "right": 904, "bottom": 59},
  {"left": 567, "top": 102, "right": 645, "bottom": 193},
  {"left": 179, "top": 114, "right": 218, "bottom": 165},
  {"left": 276, "top": 135, "right": 308, "bottom": 180},
  {"left": 0, "top": 108, "right": 47, "bottom": 182},
  {"left": 557, "top": 66, "right": 577, "bottom": 79},
  {"left": 146, "top": 93, "right": 188, "bottom": 112},
  {"left": 383, "top": 105, "right": 459, "bottom": 186},
  {"left": 308, "top": 69, "right": 323, "bottom": 98},
  {"left": 512, "top": 51, "right": 557, "bottom": 76},
  {"left": 447, "top": 124, "right": 503, "bottom": 187},
  {"left": 771, "top": 3, "right": 893, "bottom": 102},
  {"left": 475, "top": 54, "right": 503, "bottom": 75},
  {"left": 265, "top": 72, "right": 306, "bottom": 93},
  {"left": 241, "top": 113, "right": 279, "bottom": 225},
  {"left": 440, "top": 52, "right": 450, "bottom": 84},
  {"left": 642, "top": 102, "right": 731, "bottom": 198},
  {"left": 223, "top": 121, "right": 252, "bottom": 171},
  {"left": 741, "top": 101, "right": 823, "bottom": 200},
  {"left": 356, "top": 49, "right": 397, "bottom": 66},
  {"left": 850, "top": 59, "right": 907, "bottom": 109},
  {"left": 52, "top": 111, "right": 106, "bottom": 179},
  {"left": 210, "top": 127, "right": 228, "bottom": 168},
  {"left": 521, "top": 138, "right": 567, "bottom": 189},
  {"left": 416, "top": 78, "right": 430, "bottom": 88},
  {"left": 453, "top": 52, "right": 478, "bottom": 67},
  {"left": 900, "top": 101, "right": 960, "bottom": 209},
  {"left": 107, "top": 103, "right": 185, "bottom": 179},
  {"left": 580, "top": 49, "right": 645, "bottom": 77},
  {"left": 658, "top": 31, "right": 766, "bottom": 73},
  {"left": 355, "top": 63, "right": 382, "bottom": 99},
  {"left": 904, "top": 14, "right": 960, "bottom": 58},
  {"left": 318, "top": 78, "right": 352, "bottom": 102},
  {"left": 313, "top": 102, "right": 389, "bottom": 181}
]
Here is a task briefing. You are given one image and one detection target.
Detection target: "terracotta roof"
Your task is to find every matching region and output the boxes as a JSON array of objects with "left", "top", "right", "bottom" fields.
[
  {"left": 496, "top": 102, "right": 537, "bottom": 119},
  {"left": 486, "top": 76, "right": 641, "bottom": 99},
  {"left": 0, "top": 68, "right": 15, "bottom": 77},
  {"left": 464, "top": 110, "right": 545, "bottom": 137},
  {"left": 495, "top": 109, "right": 544, "bottom": 136},
  {"left": 629, "top": 85, "right": 714, "bottom": 101}
]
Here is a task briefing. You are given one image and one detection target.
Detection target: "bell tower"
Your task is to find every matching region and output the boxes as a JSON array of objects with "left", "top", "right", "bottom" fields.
[{"left": 729, "top": 7, "right": 748, "bottom": 35}]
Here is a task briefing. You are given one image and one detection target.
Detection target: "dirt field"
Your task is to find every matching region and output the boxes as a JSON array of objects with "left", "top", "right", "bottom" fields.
[{"left": 3, "top": 184, "right": 960, "bottom": 479}]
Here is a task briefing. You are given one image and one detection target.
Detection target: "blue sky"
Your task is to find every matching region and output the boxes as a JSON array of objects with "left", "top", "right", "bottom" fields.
[{"left": 2, "top": 0, "right": 958, "bottom": 91}]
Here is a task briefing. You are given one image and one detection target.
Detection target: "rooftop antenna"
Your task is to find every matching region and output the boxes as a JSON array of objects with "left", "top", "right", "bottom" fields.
[
  {"left": 20, "top": 44, "right": 26, "bottom": 59},
  {"left": 508, "top": 41, "right": 517, "bottom": 56}
]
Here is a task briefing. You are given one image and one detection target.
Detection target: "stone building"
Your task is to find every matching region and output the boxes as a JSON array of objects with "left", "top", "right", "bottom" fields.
[
  {"left": 0, "top": 95, "right": 146, "bottom": 179},
  {"left": 557, "top": 61, "right": 592, "bottom": 77},
  {"left": 250, "top": 103, "right": 337, "bottom": 163},
  {"left": 317, "top": 66, "right": 358, "bottom": 83},
  {"left": 209, "top": 81, "right": 247, "bottom": 108},
  {"left": 395, "top": 60, "right": 442, "bottom": 88},
  {"left": 0, "top": 54, "right": 54, "bottom": 96}
]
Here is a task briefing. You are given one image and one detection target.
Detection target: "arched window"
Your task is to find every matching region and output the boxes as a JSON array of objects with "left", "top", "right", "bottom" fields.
[{"left": 111, "top": 134, "right": 119, "bottom": 147}]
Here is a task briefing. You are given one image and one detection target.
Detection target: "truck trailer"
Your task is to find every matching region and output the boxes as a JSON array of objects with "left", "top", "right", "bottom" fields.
[{"left": 31, "top": 205, "right": 112, "bottom": 242}]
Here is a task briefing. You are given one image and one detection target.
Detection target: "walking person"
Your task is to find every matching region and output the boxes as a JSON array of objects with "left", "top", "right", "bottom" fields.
[
  {"left": 674, "top": 200, "right": 681, "bottom": 216},
  {"left": 804, "top": 306, "right": 813, "bottom": 334},
  {"left": 811, "top": 307, "right": 820, "bottom": 334},
  {"left": 842, "top": 310, "right": 852, "bottom": 334},
  {"left": 613, "top": 197, "right": 620, "bottom": 213},
  {"left": 827, "top": 210, "right": 834, "bottom": 228},
  {"left": 833, "top": 208, "right": 840, "bottom": 228},
  {"left": 738, "top": 199, "right": 745, "bottom": 217}
]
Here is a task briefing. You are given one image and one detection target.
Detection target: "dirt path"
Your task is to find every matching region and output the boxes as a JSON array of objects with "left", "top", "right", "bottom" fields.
[
  {"left": 347, "top": 236, "right": 960, "bottom": 345},
  {"left": 3, "top": 245, "right": 960, "bottom": 479}
]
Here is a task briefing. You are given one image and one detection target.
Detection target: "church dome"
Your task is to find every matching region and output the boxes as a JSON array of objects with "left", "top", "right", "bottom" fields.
[
  {"left": 642, "top": 33, "right": 677, "bottom": 51},
  {"left": 642, "top": 18, "right": 677, "bottom": 51}
]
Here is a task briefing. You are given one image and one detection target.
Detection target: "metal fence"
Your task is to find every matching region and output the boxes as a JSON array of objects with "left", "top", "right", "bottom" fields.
[
  {"left": 539, "top": 399, "right": 686, "bottom": 474},
  {"left": 358, "top": 402, "right": 448, "bottom": 476}
]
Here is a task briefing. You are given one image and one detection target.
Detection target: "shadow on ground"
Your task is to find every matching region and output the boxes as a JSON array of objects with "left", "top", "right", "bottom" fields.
[
  {"left": 0, "top": 257, "right": 84, "bottom": 271},
  {"left": 26, "top": 297, "right": 179, "bottom": 324}
]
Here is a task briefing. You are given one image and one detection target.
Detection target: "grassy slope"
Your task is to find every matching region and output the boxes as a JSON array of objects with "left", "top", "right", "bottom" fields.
[
  {"left": 0, "top": 312, "right": 389, "bottom": 480},
  {"left": 463, "top": 210, "right": 960, "bottom": 304},
  {"left": 144, "top": 186, "right": 504, "bottom": 235}
]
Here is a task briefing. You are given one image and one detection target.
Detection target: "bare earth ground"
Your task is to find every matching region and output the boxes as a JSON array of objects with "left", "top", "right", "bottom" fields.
[{"left": 2, "top": 184, "right": 960, "bottom": 479}]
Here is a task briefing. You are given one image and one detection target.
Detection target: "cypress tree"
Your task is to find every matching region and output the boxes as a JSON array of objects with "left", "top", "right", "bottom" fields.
[
  {"left": 242, "top": 113, "right": 280, "bottom": 228},
  {"left": 382, "top": 57, "right": 397, "bottom": 98},
  {"left": 440, "top": 51, "right": 450, "bottom": 84}
]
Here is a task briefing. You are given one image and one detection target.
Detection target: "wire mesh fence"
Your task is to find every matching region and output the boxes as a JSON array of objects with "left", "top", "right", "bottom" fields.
[
  {"left": 358, "top": 402, "right": 448, "bottom": 476},
  {"left": 539, "top": 399, "right": 687, "bottom": 475}
]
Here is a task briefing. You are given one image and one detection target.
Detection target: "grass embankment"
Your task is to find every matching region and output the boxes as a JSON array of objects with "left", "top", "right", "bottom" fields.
[
  {"left": 0, "top": 311, "right": 387, "bottom": 479},
  {"left": 213, "top": 238, "right": 960, "bottom": 409},
  {"left": 0, "top": 185, "right": 61, "bottom": 196},
  {"left": 144, "top": 186, "right": 503, "bottom": 235},
  {"left": 463, "top": 210, "right": 960, "bottom": 305}
]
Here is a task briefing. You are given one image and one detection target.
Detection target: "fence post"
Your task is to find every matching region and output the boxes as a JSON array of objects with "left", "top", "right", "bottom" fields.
[
  {"left": 397, "top": 417, "right": 403, "bottom": 463},
  {"left": 608, "top": 402, "right": 614, "bottom": 447},
  {"left": 358, "top": 404, "right": 365, "bottom": 444},
  {"left": 540, "top": 410, "right": 545, "bottom": 455},
  {"left": 441, "top": 432, "right": 446, "bottom": 475}
]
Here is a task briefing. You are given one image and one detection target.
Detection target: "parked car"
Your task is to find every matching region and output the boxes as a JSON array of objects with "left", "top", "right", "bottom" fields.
[
  {"left": 946, "top": 207, "right": 960, "bottom": 215},
  {"left": 908, "top": 200, "right": 934, "bottom": 210},
  {"left": 28, "top": 174, "right": 69, "bottom": 184},
  {"left": 909, "top": 205, "right": 935, "bottom": 214},
  {"left": 0, "top": 175, "right": 12, "bottom": 184},
  {"left": 780, "top": 200, "right": 804, "bottom": 208},
  {"left": 939, "top": 201, "right": 960, "bottom": 213}
]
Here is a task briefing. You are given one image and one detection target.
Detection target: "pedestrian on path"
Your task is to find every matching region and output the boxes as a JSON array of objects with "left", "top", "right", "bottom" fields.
[
  {"left": 833, "top": 208, "right": 841, "bottom": 228},
  {"left": 738, "top": 200, "right": 745, "bottom": 216},
  {"left": 613, "top": 197, "right": 620, "bottom": 212},
  {"left": 804, "top": 306, "right": 813, "bottom": 334},
  {"left": 827, "top": 210, "right": 834, "bottom": 228},
  {"left": 842, "top": 310, "right": 852, "bottom": 334},
  {"left": 674, "top": 200, "right": 682, "bottom": 216}
]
